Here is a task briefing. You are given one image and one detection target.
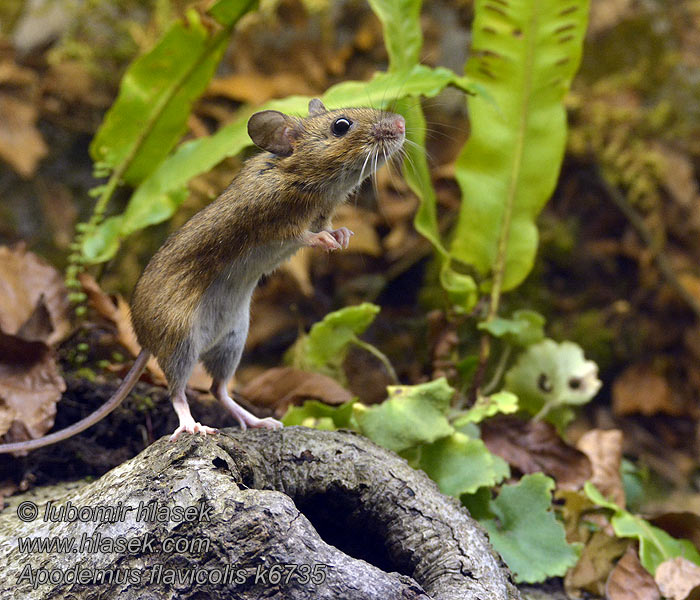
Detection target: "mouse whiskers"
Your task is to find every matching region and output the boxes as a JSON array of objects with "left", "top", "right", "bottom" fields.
[{"left": 358, "top": 149, "right": 373, "bottom": 189}]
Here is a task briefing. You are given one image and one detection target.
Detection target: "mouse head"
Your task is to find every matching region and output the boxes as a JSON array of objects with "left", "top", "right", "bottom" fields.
[{"left": 247, "top": 99, "right": 405, "bottom": 191}]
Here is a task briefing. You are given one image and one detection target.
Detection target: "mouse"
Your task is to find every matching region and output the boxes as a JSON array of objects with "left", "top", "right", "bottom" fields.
[{"left": 0, "top": 98, "right": 406, "bottom": 454}]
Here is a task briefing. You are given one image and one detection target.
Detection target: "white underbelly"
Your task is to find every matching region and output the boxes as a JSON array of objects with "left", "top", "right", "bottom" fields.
[{"left": 193, "top": 239, "right": 302, "bottom": 352}]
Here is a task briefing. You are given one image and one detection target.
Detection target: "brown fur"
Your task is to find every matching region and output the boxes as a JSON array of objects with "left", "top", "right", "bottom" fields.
[{"left": 131, "top": 104, "right": 404, "bottom": 366}]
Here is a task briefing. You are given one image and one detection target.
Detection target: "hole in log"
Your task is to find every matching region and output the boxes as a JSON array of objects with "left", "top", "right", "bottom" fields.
[{"left": 294, "top": 486, "right": 408, "bottom": 575}]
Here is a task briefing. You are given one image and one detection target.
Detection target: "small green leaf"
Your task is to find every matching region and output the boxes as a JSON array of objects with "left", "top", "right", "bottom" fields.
[
  {"left": 120, "top": 185, "right": 188, "bottom": 236},
  {"left": 462, "top": 486, "right": 495, "bottom": 521},
  {"left": 453, "top": 390, "right": 519, "bottom": 427},
  {"left": 354, "top": 378, "right": 455, "bottom": 453},
  {"left": 307, "top": 303, "right": 378, "bottom": 368},
  {"left": 419, "top": 432, "right": 509, "bottom": 496},
  {"left": 367, "top": 0, "right": 422, "bottom": 72},
  {"left": 208, "top": 0, "right": 257, "bottom": 26},
  {"left": 584, "top": 482, "right": 700, "bottom": 575},
  {"left": 480, "top": 473, "right": 581, "bottom": 583},
  {"left": 282, "top": 400, "right": 356, "bottom": 430},
  {"left": 504, "top": 339, "right": 601, "bottom": 427},
  {"left": 456, "top": 354, "right": 479, "bottom": 382},
  {"left": 439, "top": 262, "right": 478, "bottom": 314},
  {"left": 478, "top": 309, "right": 545, "bottom": 347},
  {"left": 81, "top": 216, "right": 123, "bottom": 263},
  {"left": 90, "top": 13, "right": 227, "bottom": 185}
]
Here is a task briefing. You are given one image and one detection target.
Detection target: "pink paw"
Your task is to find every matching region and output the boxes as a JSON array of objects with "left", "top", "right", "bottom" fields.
[
  {"left": 305, "top": 230, "right": 341, "bottom": 251},
  {"left": 234, "top": 415, "right": 283, "bottom": 432},
  {"left": 329, "top": 227, "right": 354, "bottom": 249},
  {"left": 169, "top": 421, "right": 218, "bottom": 442}
]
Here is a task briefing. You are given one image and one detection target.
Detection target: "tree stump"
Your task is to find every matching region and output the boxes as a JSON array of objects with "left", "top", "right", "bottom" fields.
[{"left": 1, "top": 427, "right": 521, "bottom": 599}]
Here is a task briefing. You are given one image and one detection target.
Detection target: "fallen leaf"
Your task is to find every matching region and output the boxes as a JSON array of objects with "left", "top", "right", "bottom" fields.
[
  {"left": 576, "top": 428, "right": 626, "bottom": 508},
  {"left": 247, "top": 277, "right": 299, "bottom": 349},
  {"left": 333, "top": 205, "right": 382, "bottom": 257},
  {"left": 207, "top": 72, "right": 315, "bottom": 105},
  {"left": 239, "top": 366, "right": 353, "bottom": 417},
  {"left": 564, "top": 531, "right": 628, "bottom": 597},
  {"left": 481, "top": 416, "right": 592, "bottom": 490},
  {"left": 0, "top": 94, "right": 47, "bottom": 177},
  {"left": 44, "top": 61, "right": 93, "bottom": 104},
  {"left": 0, "top": 330, "right": 65, "bottom": 448},
  {"left": 16, "top": 296, "right": 55, "bottom": 343},
  {"left": 79, "top": 272, "right": 141, "bottom": 358},
  {"left": 0, "top": 244, "right": 71, "bottom": 345},
  {"left": 655, "top": 557, "right": 700, "bottom": 600},
  {"left": 606, "top": 546, "right": 661, "bottom": 600},
  {"left": 613, "top": 363, "right": 683, "bottom": 416},
  {"left": 0, "top": 480, "right": 19, "bottom": 508},
  {"left": 282, "top": 249, "right": 314, "bottom": 296},
  {"left": 588, "top": 0, "right": 633, "bottom": 35},
  {"left": 558, "top": 488, "right": 598, "bottom": 543}
]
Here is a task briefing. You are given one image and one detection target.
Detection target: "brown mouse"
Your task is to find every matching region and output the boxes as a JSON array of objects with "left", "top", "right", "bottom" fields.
[{"left": 0, "top": 98, "right": 406, "bottom": 453}]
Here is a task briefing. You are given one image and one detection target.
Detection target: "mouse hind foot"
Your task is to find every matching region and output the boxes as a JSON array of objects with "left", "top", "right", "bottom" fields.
[
  {"left": 170, "top": 391, "right": 218, "bottom": 441},
  {"left": 211, "top": 379, "right": 282, "bottom": 431}
]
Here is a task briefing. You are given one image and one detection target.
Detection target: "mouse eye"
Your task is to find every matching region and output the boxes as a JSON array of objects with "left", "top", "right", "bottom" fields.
[{"left": 331, "top": 117, "right": 352, "bottom": 137}]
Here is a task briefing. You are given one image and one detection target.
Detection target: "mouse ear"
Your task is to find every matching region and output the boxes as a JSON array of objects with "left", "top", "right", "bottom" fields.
[
  {"left": 247, "top": 110, "right": 297, "bottom": 156},
  {"left": 308, "top": 98, "right": 327, "bottom": 116}
]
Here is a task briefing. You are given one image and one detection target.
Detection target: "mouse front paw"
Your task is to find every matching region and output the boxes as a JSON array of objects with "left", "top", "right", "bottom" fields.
[
  {"left": 328, "top": 227, "right": 354, "bottom": 249},
  {"left": 303, "top": 230, "right": 342, "bottom": 251}
]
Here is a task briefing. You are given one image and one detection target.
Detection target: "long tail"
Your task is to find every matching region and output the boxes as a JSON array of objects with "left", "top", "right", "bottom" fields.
[{"left": 0, "top": 350, "right": 151, "bottom": 454}]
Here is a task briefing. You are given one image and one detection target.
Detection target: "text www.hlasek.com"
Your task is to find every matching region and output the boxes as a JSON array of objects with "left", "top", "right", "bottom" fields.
[{"left": 18, "top": 531, "right": 201, "bottom": 555}]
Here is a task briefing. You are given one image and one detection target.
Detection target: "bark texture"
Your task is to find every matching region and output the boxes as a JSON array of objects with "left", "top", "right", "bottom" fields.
[{"left": 1, "top": 427, "right": 521, "bottom": 600}]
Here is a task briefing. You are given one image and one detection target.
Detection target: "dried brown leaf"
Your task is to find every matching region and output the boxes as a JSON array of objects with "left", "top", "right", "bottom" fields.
[
  {"left": 16, "top": 297, "right": 54, "bottom": 342},
  {"left": 557, "top": 489, "right": 598, "bottom": 543},
  {"left": 588, "top": 0, "right": 633, "bottom": 35},
  {"left": 564, "top": 531, "right": 628, "bottom": 597},
  {"left": 576, "top": 428, "right": 626, "bottom": 508},
  {"left": 0, "top": 94, "right": 47, "bottom": 177},
  {"left": 239, "top": 366, "right": 352, "bottom": 417},
  {"left": 613, "top": 363, "right": 682, "bottom": 417},
  {"left": 481, "top": 416, "right": 592, "bottom": 489},
  {"left": 0, "top": 330, "right": 65, "bottom": 446},
  {"left": 333, "top": 205, "right": 382, "bottom": 257},
  {"left": 606, "top": 546, "right": 660, "bottom": 600},
  {"left": 0, "top": 244, "right": 71, "bottom": 345},
  {"left": 282, "top": 249, "right": 314, "bottom": 296},
  {"left": 656, "top": 557, "right": 700, "bottom": 600},
  {"left": 207, "top": 73, "right": 314, "bottom": 105}
]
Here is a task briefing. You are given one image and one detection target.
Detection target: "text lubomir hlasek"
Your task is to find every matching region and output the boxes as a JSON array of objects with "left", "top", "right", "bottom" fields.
[{"left": 42, "top": 500, "right": 213, "bottom": 524}]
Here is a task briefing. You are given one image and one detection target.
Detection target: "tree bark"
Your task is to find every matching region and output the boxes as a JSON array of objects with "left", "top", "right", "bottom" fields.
[{"left": 1, "top": 427, "right": 521, "bottom": 600}]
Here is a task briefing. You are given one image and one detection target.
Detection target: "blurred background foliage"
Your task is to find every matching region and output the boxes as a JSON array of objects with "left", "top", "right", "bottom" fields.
[
  {"left": 2, "top": 0, "right": 700, "bottom": 592},
  {"left": 0, "top": 0, "right": 699, "bottom": 489}
]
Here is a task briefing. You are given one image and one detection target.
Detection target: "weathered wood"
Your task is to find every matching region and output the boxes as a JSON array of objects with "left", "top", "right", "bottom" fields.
[{"left": 0, "top": 427, "right": 521, "bottom": 599}]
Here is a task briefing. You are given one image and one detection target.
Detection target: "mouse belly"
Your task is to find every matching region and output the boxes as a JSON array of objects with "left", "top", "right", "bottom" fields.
[{"left": 192, "top": 239, "right": 301, "bottom": 353}]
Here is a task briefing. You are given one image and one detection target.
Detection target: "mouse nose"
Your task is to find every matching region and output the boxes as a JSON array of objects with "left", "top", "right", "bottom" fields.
[{"left": 395, "top": 116, "right": 405, "bottom": 134}]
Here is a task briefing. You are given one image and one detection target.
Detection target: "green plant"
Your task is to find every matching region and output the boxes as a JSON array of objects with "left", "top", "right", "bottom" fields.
[
  {"left": 585, "top": 483, "right": 700, "bottom": 576},
  {"left": 73, "top": 0, "right": 479, "bottom": 273},
  {"left": 75, "top": 0, "right": 602, "bottom": 584},
  {"left": 283, "top": 303, "right": 581, "bottom": 583},
  {"left": 280, "top": 0, "right": 597, "bottom": 584}
]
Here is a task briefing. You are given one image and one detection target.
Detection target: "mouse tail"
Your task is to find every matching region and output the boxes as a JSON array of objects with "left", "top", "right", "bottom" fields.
[{"left": 0, "top": 349, "right": 151, "bottom": 454}]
